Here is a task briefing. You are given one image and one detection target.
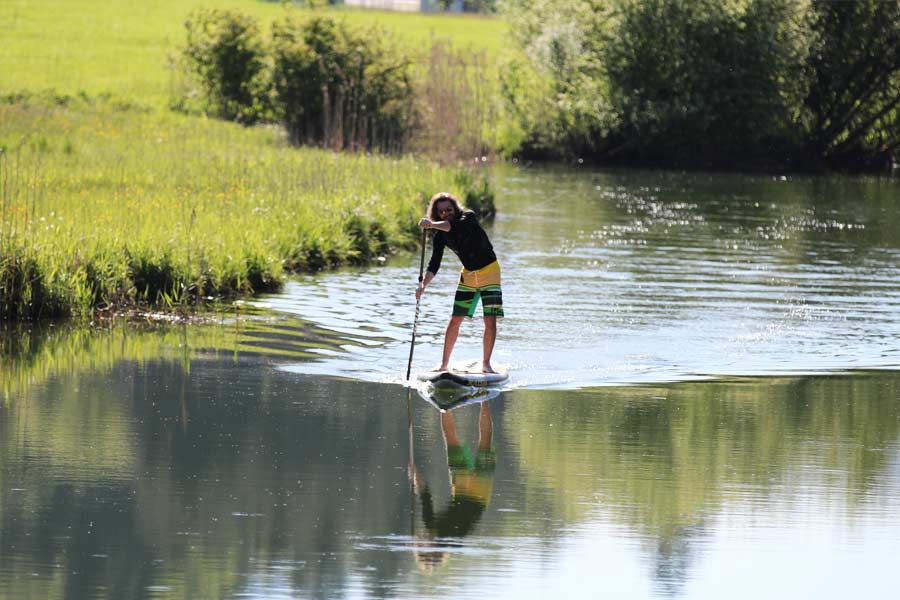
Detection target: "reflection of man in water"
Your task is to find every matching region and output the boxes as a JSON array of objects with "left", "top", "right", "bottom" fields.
[{"left": 411, "top": 402, "right": 496, "bottom": 572}]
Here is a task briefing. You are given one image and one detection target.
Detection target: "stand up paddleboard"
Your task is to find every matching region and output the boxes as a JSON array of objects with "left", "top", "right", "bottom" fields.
[{"left": 416, "top": 360, "right": 509, "bottom": 389}]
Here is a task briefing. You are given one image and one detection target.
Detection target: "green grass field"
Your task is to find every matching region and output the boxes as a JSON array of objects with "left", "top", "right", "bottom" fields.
[
  {"left": 1, "top": 0, "right": 507, "bottom": 108},
  {"left": 0, "top": 98, "right": 478, "bottom": 318}
]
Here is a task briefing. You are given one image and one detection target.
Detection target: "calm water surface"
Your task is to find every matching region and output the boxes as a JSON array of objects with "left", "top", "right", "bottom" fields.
[
  {"left": 270, "top": 167, "right": 900, "bottom": 385},
  {"left": 2, "top": 166, "right": 900, "bottom": 599}
]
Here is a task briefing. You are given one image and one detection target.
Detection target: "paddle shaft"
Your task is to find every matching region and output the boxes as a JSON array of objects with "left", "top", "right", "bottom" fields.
[{"left": 405, "top": 229, "right": 427, "bottom": 381}]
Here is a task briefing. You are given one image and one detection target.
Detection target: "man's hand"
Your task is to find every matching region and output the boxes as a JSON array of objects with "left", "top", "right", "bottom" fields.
[{"left": 415, "top": 282, "right": 425, "bottom": 300}]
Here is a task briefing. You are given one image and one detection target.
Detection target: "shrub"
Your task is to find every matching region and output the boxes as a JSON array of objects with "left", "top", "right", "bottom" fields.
[
  {"left": 270, "top": 16, "right": 417, "bottom": 152},
  {"left": 604, "top": 0, "right": 804, "bottom": 164},
  {"left": 501, "top": 0, "right": 618, "bottom": 158},
  {"left": 800, "top": 0, "right": 900, "bottom": 170},
  {"left": 180, "top": 9, "right": 271, "bottom": 124}
]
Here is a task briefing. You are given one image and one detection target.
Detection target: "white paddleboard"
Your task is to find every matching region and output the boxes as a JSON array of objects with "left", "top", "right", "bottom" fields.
[{"left": 416, "top": 360, "right": 509, "bottom": 388}]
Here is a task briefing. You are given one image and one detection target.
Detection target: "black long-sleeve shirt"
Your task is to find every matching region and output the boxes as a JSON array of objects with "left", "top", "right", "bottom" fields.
[{"left": 427, "top": 211, "right": 497, "bottom": 275}]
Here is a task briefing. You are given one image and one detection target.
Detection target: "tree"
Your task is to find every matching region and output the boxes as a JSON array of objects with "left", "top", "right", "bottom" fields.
[
  {"left": 181, "top": 9, "right": 270, "bottom": 124},
  {"left": 500, "top": 0, "right": 616, "bottom": 157},
  {"left": 604, "top": 0, "right": 804, "bottom": 164},
  {"left": 800, "top": 0, "right": 900, "bottom": 170}
]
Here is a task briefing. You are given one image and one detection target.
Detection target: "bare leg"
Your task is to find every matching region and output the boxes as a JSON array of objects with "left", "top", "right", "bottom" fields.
[
  {"left": 482, "top": 316, "right": 497, "bottom": 373},
  {"left": 439, "top": 316, "right": 464, "bottom": 370}
]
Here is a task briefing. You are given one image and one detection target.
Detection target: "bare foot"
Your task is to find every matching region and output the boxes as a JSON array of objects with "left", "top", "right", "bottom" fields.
[
  {"left": 431, "top": 365, "right": 449, "bottom": 372},
  {"left": 481, "top": 363, "right": 496, "bottom": 374}
]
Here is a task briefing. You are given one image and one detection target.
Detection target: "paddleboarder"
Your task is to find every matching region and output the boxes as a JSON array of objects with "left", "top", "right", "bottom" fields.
[{"left": 416, "top": 192, "right": 503, "bottom": 374}]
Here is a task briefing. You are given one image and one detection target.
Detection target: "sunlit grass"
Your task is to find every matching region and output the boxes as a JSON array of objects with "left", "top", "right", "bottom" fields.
[
  {"left": 1, "top": 0, "right": 507, "bottom": 108},
  {"left": 0, "top": 98, "right": 470, "bottom": 318}
]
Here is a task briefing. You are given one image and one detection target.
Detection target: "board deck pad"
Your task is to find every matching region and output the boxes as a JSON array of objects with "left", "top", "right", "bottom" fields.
[{"left": 416, "top": 360, "right": 509, "bottom": 388}]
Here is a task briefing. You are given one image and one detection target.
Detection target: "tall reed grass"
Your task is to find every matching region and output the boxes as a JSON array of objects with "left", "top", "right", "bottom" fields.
[
  {"left": 412, "top": 38, "right": 502, "bottom": 163},
  {"left": 0, "top": 98, "right": 480, "bottom": 320}
]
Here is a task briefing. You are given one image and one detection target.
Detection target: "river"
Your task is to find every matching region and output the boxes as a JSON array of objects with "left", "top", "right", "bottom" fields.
[{"left": 2, "top": 165, "right": 899, "bottom": 599}]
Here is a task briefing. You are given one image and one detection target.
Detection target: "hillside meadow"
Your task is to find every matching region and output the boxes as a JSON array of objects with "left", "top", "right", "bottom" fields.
[{"left": 1, "top": 0, "right": 507, "bottom": 108}]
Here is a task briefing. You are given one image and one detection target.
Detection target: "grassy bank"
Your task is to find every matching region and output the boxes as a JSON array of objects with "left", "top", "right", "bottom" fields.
[
  {"left": 1, "top": 0, "right": 506, "bottom": 109},
  {"left": 0, "top": 97, "right": 488, "bottom": 319}
]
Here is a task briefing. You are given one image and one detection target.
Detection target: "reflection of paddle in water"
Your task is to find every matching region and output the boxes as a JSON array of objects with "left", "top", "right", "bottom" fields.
[{"left": 409, "top": 401, "right": 496, "bottom": 573}]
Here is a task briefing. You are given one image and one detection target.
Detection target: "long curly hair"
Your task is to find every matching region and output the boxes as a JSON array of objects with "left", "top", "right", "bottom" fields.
[{"left": 427, "top": 192, "right": 464, "bottom": 222}]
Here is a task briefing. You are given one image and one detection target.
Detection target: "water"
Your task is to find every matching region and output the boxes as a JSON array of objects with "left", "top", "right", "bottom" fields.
[
  {"left": 262, "top": 167, "right": 900, "bottom": 386},
  {"left": 2, "top": 166, "right": 900, "bottom": 599}
]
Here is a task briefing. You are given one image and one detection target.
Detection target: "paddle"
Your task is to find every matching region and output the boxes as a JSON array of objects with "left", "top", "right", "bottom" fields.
[
  {"left": 405, "top": 229, "right": 427, "bottom": 381},
  {"left": 405, "top": 229, "right": 426, "bottom": 541}
]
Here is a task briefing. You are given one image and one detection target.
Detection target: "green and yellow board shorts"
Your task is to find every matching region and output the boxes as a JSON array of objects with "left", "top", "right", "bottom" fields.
[{"left": 452, "top": 261, "right": 504, "bottom": 318}]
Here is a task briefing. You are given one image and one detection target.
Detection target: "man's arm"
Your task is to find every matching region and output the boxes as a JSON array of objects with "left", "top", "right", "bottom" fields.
[{"left": 418, "top": 217, "right": 452, "bottom": 232}]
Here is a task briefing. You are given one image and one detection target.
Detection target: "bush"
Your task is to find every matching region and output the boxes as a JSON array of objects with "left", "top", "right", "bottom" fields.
[
  {"left": 270, "top": 16, "right": 417, "bottom": 152},
  {"left": 604, "top": 0, "right": 805, "bottom": 164},
  {"left": 503, "top": 0, "right": 900, "bottom": 171},
  {"left": 500, "top": 0, "right": 618, "bottom": 158},
  {"left": 800, "top": 0, "right": 900, "bottom": 170},
  {"left": 180, "top": 9, "right": 271, "bottom": 124}
]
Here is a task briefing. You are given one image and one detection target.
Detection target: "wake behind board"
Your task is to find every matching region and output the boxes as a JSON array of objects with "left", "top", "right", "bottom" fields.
[{"left": 416, "top": 360, "right": 509, "bottom": 389}]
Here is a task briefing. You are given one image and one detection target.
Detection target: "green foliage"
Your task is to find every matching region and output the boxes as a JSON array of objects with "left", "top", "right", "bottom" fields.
[
  {"left": 0, "top": 248, "right": 62, "bottom": 320},
  {"left": 179, "top": 9, "right": 271, "bottom": 124},
  {"left": 270, "top": 16, "right": 417, "bottom": 152},
  {"left": 501, "top": 0, "right": 617, "bottom": 157},
  {"left": 175, "top": 11, "right": 507, "bottom": 158},
  {"left": 181, "top": 12, "right": 420, "bottom": 153},
  {"left": 455, "top": 169, "right": 496, "bottom": 217},
  {"left": 605, "top": 0, "right": 804, "bottom": 164},
  {"left": 126, "top": 247, "right": 181, "bottom": 304},
  {"left": 800, "top": 0, "right": 900, "bottom": 170},
  {"left": 413, "top": 39, "right": 501, "bottom": 163},
  {"left": 502, "top": 0, "right": 900, "bottom": 170}
]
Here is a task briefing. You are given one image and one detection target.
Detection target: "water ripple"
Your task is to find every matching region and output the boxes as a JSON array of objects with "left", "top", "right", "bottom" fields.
[{"left": 250, "top": 168, "right": 900, "bottom": 388}]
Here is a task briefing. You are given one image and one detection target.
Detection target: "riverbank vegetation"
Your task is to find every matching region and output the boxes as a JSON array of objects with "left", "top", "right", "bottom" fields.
[
  {"left": 172, "top": 1, "right": 900, "bottom": 171},
  {"left": 4, "top": 0, "right": 898, "bottom": 320},
  {"left": 173, "top": 7, "right": 510, "bottom": 161},
  {"left": 501, "top": 0, "right": 900, "bottom": 171},
  {"left": 0, "top": 98, "right": 492, "bottom": 319}
]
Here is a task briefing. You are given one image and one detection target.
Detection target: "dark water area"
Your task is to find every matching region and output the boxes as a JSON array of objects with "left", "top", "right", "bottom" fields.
[{"left": 3, "top": 166, "right": 900, "bottom": 599}]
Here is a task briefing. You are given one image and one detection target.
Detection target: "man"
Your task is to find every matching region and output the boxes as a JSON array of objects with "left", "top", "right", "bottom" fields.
[{"left": 416, "top": 192, "right": 503, "bottom": 373}]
